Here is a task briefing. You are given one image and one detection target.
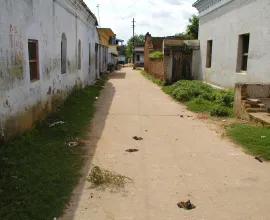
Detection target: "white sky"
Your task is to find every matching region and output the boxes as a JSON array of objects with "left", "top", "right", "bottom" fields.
[{"left": 84, "top": 0, "right": 198, "bottom": 43}]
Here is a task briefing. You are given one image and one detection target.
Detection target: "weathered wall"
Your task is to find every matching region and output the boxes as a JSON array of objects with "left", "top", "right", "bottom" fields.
[
  {"left": 0, "top": 0, "right": 99, "bottom": 140},
  {"left": 164, "top": 52, "right": 172, "bottom": 82},
  {"left": 234, "top": 83, "right": 270, "bottom": 119},
  {"left": 198, "top": 0, "right": 270, "bottom": 88},
  {"left": 192, "top": 50, "right": 201, "bottom": 80}
]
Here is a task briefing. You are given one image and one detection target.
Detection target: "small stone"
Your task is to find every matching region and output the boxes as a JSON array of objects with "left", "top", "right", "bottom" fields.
[
  {"left": 177, "top": 200, "right": 196, "bottom": 210},
  {"left": 255, "top": 156, "right": 263, "bottom": 163},
  {"left": 133, "top": 136, "right": 143, "bottom": 140}
]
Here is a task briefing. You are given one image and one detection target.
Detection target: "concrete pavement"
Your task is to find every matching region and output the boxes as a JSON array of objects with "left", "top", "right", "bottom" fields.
[{"left": 62, "top": 67, "right": 270, "bottom": 220}]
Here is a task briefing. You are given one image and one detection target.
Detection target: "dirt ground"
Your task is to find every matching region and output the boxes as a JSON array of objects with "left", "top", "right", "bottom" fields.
[{"left": 61, "top": 67, "right": 270, "bottom": 220}]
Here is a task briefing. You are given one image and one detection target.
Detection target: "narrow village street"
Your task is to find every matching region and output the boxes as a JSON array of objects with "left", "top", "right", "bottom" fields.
[{"left": 62, "top": 67, "right": 270, "bottom": 220}]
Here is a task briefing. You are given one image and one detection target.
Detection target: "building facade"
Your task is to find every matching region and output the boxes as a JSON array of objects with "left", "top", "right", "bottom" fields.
[
  {"left": 0, "top": 0, "right": 99, "bottom": 140},
  {"left": 97, "top": 28, "right": 114, "bottom": 72},
  {"left": 193, "top": 0, "right": 270, "bottom": 88}
]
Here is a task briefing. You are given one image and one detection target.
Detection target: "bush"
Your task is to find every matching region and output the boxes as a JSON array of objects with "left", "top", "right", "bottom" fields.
[
  {"left": 210, "top": 105, "right": 230, "bottom": 116},
  {"left": 149, "top": 51, "right": 163, "bottom": 59},
  {"left": 214, "top": 89, "right": 234, "bottom": 107},
  {"left": 167, "top": 80, "right": 216, "bottom": 102}
]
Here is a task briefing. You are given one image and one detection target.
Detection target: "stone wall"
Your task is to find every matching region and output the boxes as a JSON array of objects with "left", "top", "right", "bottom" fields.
[
  {"left": 234, "top": 83, "right": 269, "bottom": 119},
  {"left": 0, "top": 0, "right": 99, "bottom": 140}
]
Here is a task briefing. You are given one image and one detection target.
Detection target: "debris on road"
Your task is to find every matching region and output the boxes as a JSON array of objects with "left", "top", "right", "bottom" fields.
[
  {"left": 49, "top": 121, "right": 65, "bottom": 127},
  {"left": 177, "top": 200, "right": 196, "bottom": 210},
  {"left": 133, "top": 136, "right": 143, "bottom": 140},
  {"left": 71, "top": 138, "right": 86, "bottom": 146},
  {"left": 68, "top": 142, "right": 78, "bottom": 147},
  {"left": 126, "top": 149, "right": 139, "bottom": 153},
  {"left": 197, "top": 114, "right": 209, "bottom": 119},
  {"left": 87, "top": 166, "right": 133, "bottom": 189},
  {"left": 67, "top": 138, "right": 86, "bottom": 147},
  {"left": 255, "top": 156, "right": 263, "bottom": 163}
]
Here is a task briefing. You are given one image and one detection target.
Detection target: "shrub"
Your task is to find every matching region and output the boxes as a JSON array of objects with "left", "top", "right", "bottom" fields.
[
  {"left": 149, "top": 51, "right": 163, "bottom": 59},
  {"left": 214, "top": 89, "right": 234, "bottom": 107},
  {"left": 210, "top": 105, "right": 230, "bottom": 116}
]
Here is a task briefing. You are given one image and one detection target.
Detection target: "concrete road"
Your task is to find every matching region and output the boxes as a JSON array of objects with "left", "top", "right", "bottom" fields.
[{"left": 62, "top": 67, "right": 270, "bottom": 220}]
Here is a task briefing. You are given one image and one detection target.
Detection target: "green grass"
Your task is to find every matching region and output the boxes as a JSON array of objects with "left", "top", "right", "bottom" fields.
[
  {"left": 149, "top": 51, "right": 163, "bottom": 59},
  {"left": 0, "top": 76, "right": 108, "bottom": 220},
  {"left": 227, "top": 123, "right": 270, "bottom": 161},
  {"left": 186, "top": 98, "right": 213, "bottom": 113},
  {"left": 141, "top": 70, "right": 165, "bottom": 86}
]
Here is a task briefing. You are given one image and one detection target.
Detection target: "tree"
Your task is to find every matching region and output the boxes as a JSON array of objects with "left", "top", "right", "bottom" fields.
[
  {"left": 174, "top": 15, "right": 199, "bottom": 40},
  {"left": 126, "top": 34, "right": 145, "bottom": 60},
  {"left": 186, "top": 15, "right": 199, "bottom": 39},
  {"left": 174, "top": 32, "right": 188, "bottom": 39}
]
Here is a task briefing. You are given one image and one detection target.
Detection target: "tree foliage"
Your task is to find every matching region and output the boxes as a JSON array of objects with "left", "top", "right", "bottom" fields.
[
  {"left": 126, "top": 34, "right": 145, "bottom": 60},
  {"left": 175, "top": 15, "right": 199, "bottom": 40}
]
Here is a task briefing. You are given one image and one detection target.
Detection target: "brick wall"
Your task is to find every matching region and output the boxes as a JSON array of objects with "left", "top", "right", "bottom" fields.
[
  {"left": 144, "top": 34, "right": 165, "bottom": 81},
  {"left": 147, "top": 59, "right": 165, "bottom": 81},
  {"left": 144, "top": 34, "right": 151, "bottom": 73}
]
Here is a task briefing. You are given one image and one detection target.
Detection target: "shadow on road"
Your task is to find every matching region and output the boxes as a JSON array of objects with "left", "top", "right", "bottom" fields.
[
  {"left": 108, "top": 71, "right": 126, "bottom": 79},
  {"left": 60, "top": 70, "right": 127, "bottom": 219}
]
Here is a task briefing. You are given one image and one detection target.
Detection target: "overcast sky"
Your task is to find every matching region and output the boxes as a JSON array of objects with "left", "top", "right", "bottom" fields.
[{"left": 84, "top": 0, "right": 198, "bottom": 43}]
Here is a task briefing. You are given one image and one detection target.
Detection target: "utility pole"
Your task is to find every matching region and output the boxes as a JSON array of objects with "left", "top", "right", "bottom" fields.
[
  {"left": 97, "top": 4, "right": 101, "bottom": 26},
  {"left": 132, "top": 18, "right": 135, "bottom": 67}
]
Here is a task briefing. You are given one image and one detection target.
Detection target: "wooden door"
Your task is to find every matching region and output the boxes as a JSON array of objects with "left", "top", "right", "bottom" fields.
[{"left": 172, "top": 52, "right": 192, "bottom": 82}]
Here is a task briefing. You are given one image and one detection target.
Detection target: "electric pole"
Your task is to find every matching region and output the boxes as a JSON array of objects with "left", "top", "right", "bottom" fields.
[
  {"left": 132, "top": 18, "right": 135, "bottom": 67},
  {"left": 97, "top": 4, "right": 101, "bottom": 26}
]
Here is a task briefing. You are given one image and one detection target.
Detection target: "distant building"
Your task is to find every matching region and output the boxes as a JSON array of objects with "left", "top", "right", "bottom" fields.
[
  {"left": 134, "top": 46, "right": 144, "bottom": 66},
  {"left": 193, "top": 0, "right": 270, "bottom": 88},
  {"left": 97, "top": 28, "right": 115, "bottom": 72},
  {"left": 0, "top": 0, "right": 99, "bottom": 140},
  {"left": 144, "top": 33, "right": 199, "bottom": 82}
]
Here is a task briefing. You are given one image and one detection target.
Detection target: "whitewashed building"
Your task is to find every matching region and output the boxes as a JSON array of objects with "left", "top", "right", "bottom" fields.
[
  {"left": 193, "top": 0, "right": 270, "bottom": 88},
  {"left": 0, "top": 0, "right": 100, "bottom": 140}
]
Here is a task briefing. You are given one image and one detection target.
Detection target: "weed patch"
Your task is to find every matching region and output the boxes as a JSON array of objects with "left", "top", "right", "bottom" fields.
[
  {"left": 140, "top": 70, "right": 165, "bottom": 86},
  {"left": 163, "top": 80, "right": 234, "bottom": 116},
  {"left": 149, "top": 51, "right": 163, "bottom": 59},
  {"left": 0, "top": 76, "right": 108, "bottom": 220}
]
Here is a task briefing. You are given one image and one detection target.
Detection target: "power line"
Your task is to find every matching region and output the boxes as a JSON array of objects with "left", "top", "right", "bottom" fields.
[
  {"left": 127, "top": 0, "right": 139, "bottom": 9},
  {"left": 121, "top": 0, "right": 140, "bottom": 20},
  {"left": 109, "top": 0, "right": 117, "bottom": 12}
]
